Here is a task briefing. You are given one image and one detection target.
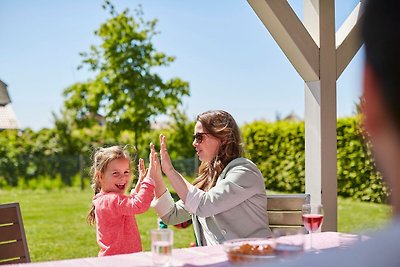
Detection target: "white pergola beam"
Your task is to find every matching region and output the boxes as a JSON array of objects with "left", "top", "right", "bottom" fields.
[
  {"left": 248, "top": 0, "right": 319, "bottom": 81},
  {"left": 336, "top": 2, "right": 365, "bottom": 79}
]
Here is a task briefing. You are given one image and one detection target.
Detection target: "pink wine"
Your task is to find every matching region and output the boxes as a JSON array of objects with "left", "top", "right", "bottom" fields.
[{"left": 302, "top": 214, "right": 324, "bottom": 232}]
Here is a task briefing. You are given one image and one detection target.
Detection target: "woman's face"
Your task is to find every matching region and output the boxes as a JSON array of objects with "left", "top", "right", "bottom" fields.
[
  {"left": 192, "top": 121, "right": 221, "bottom": 163},
  {"left": 99, "top": 158, "right": 131, "bottom": 194}
]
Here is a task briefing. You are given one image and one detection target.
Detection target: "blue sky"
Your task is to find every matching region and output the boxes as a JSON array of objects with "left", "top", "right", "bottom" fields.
[{"left": 0, "top": 0, "right": 363, "bottom": 130}]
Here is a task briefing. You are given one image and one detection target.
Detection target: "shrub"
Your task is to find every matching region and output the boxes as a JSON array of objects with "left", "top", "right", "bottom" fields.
[
  {"left": 0, "top": 116, "right": 389, "bottom": 203},
  {"left": 241, "top": 117, "right": 388, "bottom": 203}
]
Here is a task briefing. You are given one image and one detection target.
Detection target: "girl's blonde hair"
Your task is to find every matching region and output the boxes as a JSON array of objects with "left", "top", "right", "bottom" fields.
[
  {"left": 87, "top": 145, "right": 132, "bottom": 225},
  {"left": 192, "top": 110, "right": 244, "bottom": 191}
]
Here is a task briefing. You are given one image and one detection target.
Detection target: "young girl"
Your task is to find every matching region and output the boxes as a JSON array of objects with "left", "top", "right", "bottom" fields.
[{"left": 87, "top": 145, "right": 156, "bottom": 256}]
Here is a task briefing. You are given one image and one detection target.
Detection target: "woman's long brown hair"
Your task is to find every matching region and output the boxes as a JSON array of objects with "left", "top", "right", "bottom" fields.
[{"left": 192, "top": 110, "right": 244, "bottom": 191}]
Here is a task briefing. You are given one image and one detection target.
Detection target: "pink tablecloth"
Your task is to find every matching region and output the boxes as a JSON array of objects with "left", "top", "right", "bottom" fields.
[{"left": 3, "top": 232, "right": 358, "bottom": 267}]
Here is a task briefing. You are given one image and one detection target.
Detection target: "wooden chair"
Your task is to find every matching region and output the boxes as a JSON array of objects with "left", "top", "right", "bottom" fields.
[
  {"left": 0, "top": 202, "right": 30, "bottom": 265},
  {"left": 267, "top": 194, "right": 310, "bottom": 235}
]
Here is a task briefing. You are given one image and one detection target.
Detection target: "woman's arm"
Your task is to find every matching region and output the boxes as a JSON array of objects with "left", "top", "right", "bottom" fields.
[
  {"left": 159, "top": 134, "right": 192, "bottom": 202},
  {"left": 157, "top": 135, "right": 263, "bottom": 216},
  {"left": 185, "top": 159, "right": 266, "bottom": 217},
  {"left": 150, "top": 139, "right": 192, "bottom": 225}
]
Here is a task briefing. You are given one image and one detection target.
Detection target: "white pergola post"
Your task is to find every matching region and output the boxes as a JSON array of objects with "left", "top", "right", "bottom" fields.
[
  {"left": 304, "top": 0, "right": 337, "bottom": 231},
  {"left": 247, "top": 0, "right": 364, "bottom": 231}
]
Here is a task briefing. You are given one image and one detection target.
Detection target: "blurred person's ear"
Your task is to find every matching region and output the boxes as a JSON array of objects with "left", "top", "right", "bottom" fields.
[{"left": 362, "top": 63, "right": 386, "bottom": 136}]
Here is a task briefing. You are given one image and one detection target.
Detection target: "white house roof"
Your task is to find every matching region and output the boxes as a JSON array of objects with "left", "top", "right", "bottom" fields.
[
  {"left": 0, "top": 104, "right": 20, "bottom": 129},
  {"left": 0, "top": 79, "right": 19, "bottom": 129}
]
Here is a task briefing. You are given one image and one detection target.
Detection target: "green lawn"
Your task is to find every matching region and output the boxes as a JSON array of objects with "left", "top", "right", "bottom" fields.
[
  {"left": 337, "top": 196, "right": 392, "bottom": 232},
  {"left": 0, "top": 188, "right": 195, "bottom": 262},
  {"left": 0, "top": 188, "right": 392, "bottom": 262}
]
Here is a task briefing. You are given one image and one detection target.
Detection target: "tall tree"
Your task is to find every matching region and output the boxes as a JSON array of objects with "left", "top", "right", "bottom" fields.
[{"left": 62, "top": 1, "right": 189, "bottom": 148}]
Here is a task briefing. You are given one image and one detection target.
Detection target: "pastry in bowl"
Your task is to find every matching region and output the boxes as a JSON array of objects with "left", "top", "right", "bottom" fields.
[{"left": 224, "top": 238, "right": 276, "bottom": 264}]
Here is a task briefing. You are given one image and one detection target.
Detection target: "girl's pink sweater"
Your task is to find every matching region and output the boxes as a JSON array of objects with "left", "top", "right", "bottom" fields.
[{"left": 93, "top": 177, "right": 155, "bottom": 256}]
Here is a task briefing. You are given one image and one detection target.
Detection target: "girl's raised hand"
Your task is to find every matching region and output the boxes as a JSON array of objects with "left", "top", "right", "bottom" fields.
[
  {"left": 148, "top": 143, "right": 162, "bottom": 181},
  {"left": 138, "top": 158, "right": 148, "bottom": 183},
  {"left": 132, "top": 158, "right": 147, "bottom": 194},
  {"left": 149, "top": 142, "right": 169, "bottom": 198}
]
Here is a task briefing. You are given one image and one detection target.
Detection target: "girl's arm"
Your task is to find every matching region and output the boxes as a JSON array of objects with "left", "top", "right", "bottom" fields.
[
  {"left": 159, "top": 134, "right": 192, "bottom": 202},
  {"left": 125, "top": 178, "right": 154, "bottom": 214},
  {"left": 132, "top": 158, "right": 147, "bottom": 194},
  {"left": 122, "top": 148, "right": 159, "bottom": 215},
  {"left": 149, "top": 142, "right": 168, "bottom": 199}
]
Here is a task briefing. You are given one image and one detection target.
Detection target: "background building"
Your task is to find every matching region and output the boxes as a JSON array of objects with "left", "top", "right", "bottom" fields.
[{"left": 0, "top": 79, "right": 20, "bottom": 130}]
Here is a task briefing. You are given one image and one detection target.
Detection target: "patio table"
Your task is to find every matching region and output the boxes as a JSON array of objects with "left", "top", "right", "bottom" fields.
[{"left": 2, "top": 232, "right": 357, "bottom": 267}]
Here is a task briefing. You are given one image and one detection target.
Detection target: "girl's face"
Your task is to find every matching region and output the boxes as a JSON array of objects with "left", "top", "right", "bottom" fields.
[
  {"left": 192, "top": 121, "right": 221, "bottom": 163},
  {"left": 99, "top": 158, "right": 131, "bottom": 194}
]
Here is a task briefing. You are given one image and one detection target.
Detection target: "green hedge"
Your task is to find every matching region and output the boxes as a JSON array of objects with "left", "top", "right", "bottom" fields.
[
  {"left": 0, "top": 121, "right": 196, "bottom": 188},
  {"left": 242, "top": 117, "right": 388, "bottom": 204},
  {"left": 336, "top": 117, "right": 389, "bottom": 203},
  {"left": 242, "top": 120, "right": 305, "bottom": 193},
  {"left": 0, "top": 116, "right": 389, "bottom": 203}
]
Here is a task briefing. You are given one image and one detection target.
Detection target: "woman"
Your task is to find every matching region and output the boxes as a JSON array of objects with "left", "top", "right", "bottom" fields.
[{"left": 152, "top": 110, "right": 271, "bottom": 246}]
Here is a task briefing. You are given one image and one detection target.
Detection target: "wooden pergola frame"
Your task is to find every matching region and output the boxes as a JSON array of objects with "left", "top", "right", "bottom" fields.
[{"left": 247, "top": 0, "right": 364, "bottom": 231}]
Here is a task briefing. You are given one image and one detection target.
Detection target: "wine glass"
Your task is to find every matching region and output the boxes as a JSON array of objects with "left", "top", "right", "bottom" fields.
[{"left": 302, "top": 203, "right": 324, "bottom": 253}]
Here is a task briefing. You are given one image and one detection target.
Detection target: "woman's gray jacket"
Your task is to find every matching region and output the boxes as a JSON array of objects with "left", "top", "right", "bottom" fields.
[{"left": 152, "top": 157, "right": 272, "bottom": 246}]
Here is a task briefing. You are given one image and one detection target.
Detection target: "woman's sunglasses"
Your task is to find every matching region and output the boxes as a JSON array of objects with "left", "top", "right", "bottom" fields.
[{"left": 193, "top": 132, "right": 210, "bottom": 143}]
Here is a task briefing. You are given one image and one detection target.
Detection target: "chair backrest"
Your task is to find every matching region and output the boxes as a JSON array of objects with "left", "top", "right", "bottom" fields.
[
  {"left": 0, "top": 202, "right": 30, "bottom": 265},
  {"left": 267, "top": 194, "right": 310, "bottom": 235}
]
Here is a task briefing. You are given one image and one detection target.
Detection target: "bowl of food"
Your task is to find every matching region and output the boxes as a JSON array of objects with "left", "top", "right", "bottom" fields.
[{"left": 223, "top": 238, "right": 276, "bottom": 264}]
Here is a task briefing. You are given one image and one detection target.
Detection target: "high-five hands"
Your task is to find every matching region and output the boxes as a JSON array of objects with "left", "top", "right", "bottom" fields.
[
  {"left": 158, "top": 134, "right": 190, "bottom": 202},
  {"left": 132, "top": 143, "right": 161, "bottom": 194}
]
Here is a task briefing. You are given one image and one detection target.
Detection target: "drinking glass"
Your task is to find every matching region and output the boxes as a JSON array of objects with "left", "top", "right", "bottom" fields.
[
  {"left": 302, "top": 203, "right": 324, "bottom": 253},
  {"left": 151, "top": 228, "right": 173, "bottom": 266}
]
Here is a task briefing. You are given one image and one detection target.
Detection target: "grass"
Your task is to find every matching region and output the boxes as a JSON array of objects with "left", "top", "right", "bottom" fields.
[
  {"left": 338, "top": 196, "right": 392, "bottom": 233},
  {"left": 0, "top": 188, "right": 195, "bottom": 262},
  {"left": 0, "top": 188, "right": 392, "bottom": 262}
]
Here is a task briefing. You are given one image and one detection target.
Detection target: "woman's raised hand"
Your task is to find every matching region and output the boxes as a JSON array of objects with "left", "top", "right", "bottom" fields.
[
  {"left": 159, "top": 134, "right": 190, "bottom": 202},
  {"left": 159, "top": 134, "right": 175, "bottom": 176}
]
